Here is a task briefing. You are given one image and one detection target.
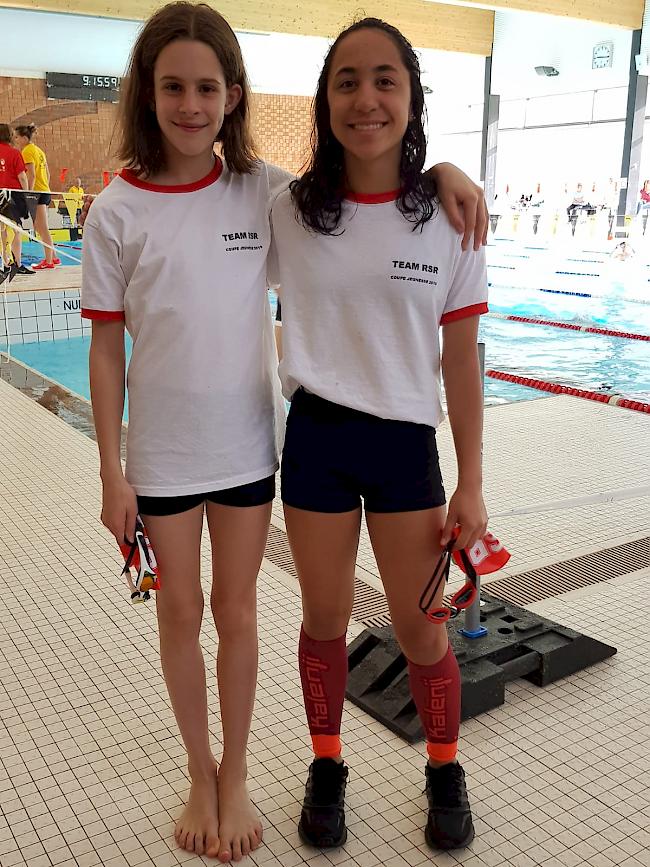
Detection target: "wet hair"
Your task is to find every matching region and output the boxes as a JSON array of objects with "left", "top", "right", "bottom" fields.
[
  {"left": 14, "top": 123, "right": 37, "bottom": 141},
  {"left": 291, "top": 17, "right": 437, "bottom": 235},
  {"left": 118, "top": 1, "right": 257, "bottom": 176},
  {"left": 0, "top": 123, "right": 14, "bottom": 144}
]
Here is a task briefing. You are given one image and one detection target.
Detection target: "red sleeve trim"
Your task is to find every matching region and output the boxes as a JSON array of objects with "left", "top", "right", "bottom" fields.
[
  {"left": 81, "top": 308, "right": 125, "bottom": 321},
  {"left": 441, "top": 301, "right": 488, "bottom": 325}
]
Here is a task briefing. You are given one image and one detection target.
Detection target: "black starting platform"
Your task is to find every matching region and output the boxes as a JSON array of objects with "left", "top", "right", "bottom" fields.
[{"left": 346, "top": 593, "right": 616, "bottom": 742}]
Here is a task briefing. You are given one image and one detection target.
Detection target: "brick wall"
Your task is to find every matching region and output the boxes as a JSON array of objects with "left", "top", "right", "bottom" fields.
[
  {"left": 0, "top": 75, "right": 312, "bottom": 192},
  {"left": 250, "top": 92, "right": 312, "bottom": 175}
]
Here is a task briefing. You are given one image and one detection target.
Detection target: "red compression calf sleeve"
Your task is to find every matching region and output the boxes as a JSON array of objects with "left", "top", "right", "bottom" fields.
[
  {"left": 407, "top": 644, "right": 461, "bottom": 764},
  {"left": 299, "top": 626, "right": 348, "bottom": 759}
]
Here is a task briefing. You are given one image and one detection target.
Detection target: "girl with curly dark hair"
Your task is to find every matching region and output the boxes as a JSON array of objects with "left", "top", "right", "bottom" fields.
[{"left": 271, "top": 18, "right": 489, "bottom": 852}]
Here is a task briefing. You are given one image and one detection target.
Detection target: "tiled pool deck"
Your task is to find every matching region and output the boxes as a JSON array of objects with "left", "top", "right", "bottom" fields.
[{"left": 0, "top": 367, "right": 649, "bottom": 867}]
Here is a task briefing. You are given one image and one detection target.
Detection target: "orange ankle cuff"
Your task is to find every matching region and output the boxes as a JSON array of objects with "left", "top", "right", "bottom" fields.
[
  {"left": 311, "top": 734, "right": 342, "bottom": 759},
  {"left": 427, "top": 741, "right": 458, "bottom": 764}
]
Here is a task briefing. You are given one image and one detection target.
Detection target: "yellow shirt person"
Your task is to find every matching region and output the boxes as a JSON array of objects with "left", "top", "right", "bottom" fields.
[
  {"left": 68, "top": 183, "right": 84, "bottom": 211},
  {"left": 21, "top": 142, "right": 50, "bottom": 192}
]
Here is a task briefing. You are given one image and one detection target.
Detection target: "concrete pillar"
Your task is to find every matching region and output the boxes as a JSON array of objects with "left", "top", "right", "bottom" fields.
[
  {"left": 480, "top": 55, "right": 500, "bottom": 212},
  {"left": 617, "top": 28, "right": 648, "bottom": 226}
]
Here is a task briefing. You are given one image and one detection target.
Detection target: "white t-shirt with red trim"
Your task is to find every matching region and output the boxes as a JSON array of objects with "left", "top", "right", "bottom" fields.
[
  {"left": 81, "top": 159, "right": 290, "bottom": 497},
  {"left": 269, "top": 188, "right": 488, "bottom": 429}
]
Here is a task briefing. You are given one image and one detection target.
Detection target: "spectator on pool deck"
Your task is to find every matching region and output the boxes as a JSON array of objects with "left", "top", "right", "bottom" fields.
[
  {"left": 0, "top": 123, "right": 34, "bottom": 277},
  {"left": 567, "top": 182, "right": 585, "bottom": 218},
  {"left": 637, "top": 180, "right": 650, "bottom": 215},
  {"left": 14, "top": 123, "right": 59, "bottom": 270},
  {"left": 68, "top": 177, "right": 85, "bottom": 224}
]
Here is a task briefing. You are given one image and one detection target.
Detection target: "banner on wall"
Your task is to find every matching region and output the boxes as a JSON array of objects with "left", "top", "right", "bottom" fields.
[{"left": 62, "top": 194, "right": 78, "bottom": 223}]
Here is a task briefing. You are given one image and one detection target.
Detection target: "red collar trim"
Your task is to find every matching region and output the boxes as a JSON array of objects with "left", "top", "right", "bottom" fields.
[
  {"left": 120, "top": 158, "right": 223, "bottom": 192},
  {"left": 345, "top": 188, "right": 401, "bottom": 204}
]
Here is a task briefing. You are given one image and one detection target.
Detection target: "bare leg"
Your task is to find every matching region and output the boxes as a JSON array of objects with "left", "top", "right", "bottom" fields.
[
  {"left": 206, "top": 500, "right": 271, "bottom": 863},
  {"left": 366, "top": 506, "right": 449, "bottom": 764},
  {"left": 34, "top": 204, "right": 54, "bottom": 264},
  {"left": 11, "top": 229, "right": 22, "bottom": 267},
  {"left": 285, "top": 506, "right": 360, "bottom": 643},
  {"left": 141, "top": 506, "right": 221, "bottom": 858}
]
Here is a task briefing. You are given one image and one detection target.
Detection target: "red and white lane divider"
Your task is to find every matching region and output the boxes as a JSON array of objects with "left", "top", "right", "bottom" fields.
[
  {"left": 486, "top": 369, "right": 650, "bottom": 414},
  {"left": 488, "top": 312, "right": 650, "bottom": 342}
]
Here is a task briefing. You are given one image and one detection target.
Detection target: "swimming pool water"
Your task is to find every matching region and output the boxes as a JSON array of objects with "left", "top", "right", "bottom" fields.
[
  {"left": 22, "top": 239, "right": 83, "bottom": 265},
  {"left": 4, "top": 283, "right": 649, "bottom": 411},
  {"left": 4, "top": 237, "right": 650, "bottom": 408}
]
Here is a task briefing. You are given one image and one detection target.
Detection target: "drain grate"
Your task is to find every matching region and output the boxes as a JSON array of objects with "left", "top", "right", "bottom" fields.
[
  {"left": 485, "top": 536, "right": 649, "bottom": 607},
  {"left": 264, "top": 523, "right": 649, "bottom": 623},
  {"left": 265, "top": 524, "right": 298, "bottom": 576},
  {"left": 350, "top": 580, "right": 392, "bottom": 627},
  {"left": 264, "top": 523, "right": 392, "bottom": 625}
]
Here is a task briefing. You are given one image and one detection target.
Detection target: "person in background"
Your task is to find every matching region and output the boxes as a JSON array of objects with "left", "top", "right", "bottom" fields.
[
  {"left": 637, "top": 179, "right": 650, "bottom": 215},
  {"left": 567, "top": 181, "right": 585, "bottom": 218},
  {"left": 610, "top": 240, "right": 635, "bottom": 261},
  {"left": 68, "top": 176, "right": 85, "bottom": 224},
  {"left": 0, "top": 123, "right": 34, "bottom": 277},
  {"left": 14, "top": 123, "right": 59, "bottom": 270}
]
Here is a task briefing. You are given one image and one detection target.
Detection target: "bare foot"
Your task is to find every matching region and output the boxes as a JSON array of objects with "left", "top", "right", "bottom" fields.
[
  {"left": 175, "top": 764, "right": 221, "bottom": 858},
  {"left": 217, "top": 764, "right": 263, "bottom": 862}
]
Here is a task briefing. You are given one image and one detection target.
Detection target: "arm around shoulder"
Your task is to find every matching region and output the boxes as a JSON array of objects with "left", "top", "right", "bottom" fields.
[{"left": 428, "top": 162, "right": 488, "bottom": 251}]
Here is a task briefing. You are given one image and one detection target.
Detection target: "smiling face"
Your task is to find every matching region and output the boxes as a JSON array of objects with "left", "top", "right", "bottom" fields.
[
  {"left": 326, "top": 27, "right": 411, "bottom": 188},
  {"left": 153, "top": 39, "right": 241, "bottom": 177}
]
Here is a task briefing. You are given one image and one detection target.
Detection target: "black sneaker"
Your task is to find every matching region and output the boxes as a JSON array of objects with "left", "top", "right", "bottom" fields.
[
  {"left": 16, "top": 264, "right": 35, "bottom": 276},
  {"left": 0, "top": 265, "right": 9, "bottom": 286},
  {"left": 298, "top": 758, "right": 348, "bottom": 848},
  {"left": 424, "top": 761, "right": 475, "bottom": 850}
]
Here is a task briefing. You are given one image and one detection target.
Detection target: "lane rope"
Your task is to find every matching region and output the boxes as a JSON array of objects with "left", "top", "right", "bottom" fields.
[
  {"left": 489, "top": 281, "right": 650, "bottom": 307},
  {"left": 485, "top": 369, "right": 650, "bottom": 414},
  {"left": 487, "top": 312, "right": 650, "bottom": 342}
]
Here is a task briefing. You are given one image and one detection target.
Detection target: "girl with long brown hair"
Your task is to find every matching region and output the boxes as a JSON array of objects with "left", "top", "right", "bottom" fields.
[{"left": 81, "top": 2, "right": 487, "bottom": 862}]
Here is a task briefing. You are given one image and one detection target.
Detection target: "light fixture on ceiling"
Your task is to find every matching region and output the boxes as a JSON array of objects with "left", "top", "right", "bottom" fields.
[{"left": 535, "top": 65, "right": 559, "bottom": 77}]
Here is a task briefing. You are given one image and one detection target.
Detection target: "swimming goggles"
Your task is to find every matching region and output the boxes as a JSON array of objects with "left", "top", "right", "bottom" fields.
[
  {"left": 119, "top": 516, "right": 160, "bottom": 604},
  {"left": 418, "top": 541, "right": 478, "bottom": 624}
]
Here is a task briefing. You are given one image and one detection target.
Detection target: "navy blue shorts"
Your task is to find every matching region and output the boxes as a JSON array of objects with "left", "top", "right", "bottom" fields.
[
  {"left": 281, "top": 389, "right": 445, "bottom": 513},
  {"left": 137, "top": 474, "right": 275, "bottom": 517}
]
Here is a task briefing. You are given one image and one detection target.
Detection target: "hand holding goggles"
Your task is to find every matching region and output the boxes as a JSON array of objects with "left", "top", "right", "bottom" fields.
[
  {"left": 419, "top": 531, "right": 510, "bottom": 624},
  {"left": 119, "top": 516, "right": 160, "bottom": 603},
  {"left": 418, "top": 542, "right": 478, "bottom": 624}
]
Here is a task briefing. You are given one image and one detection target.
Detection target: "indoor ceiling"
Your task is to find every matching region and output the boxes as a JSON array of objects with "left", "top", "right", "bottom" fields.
[{"left": 1, "top": 0, "right": 644, "bottom": 55}]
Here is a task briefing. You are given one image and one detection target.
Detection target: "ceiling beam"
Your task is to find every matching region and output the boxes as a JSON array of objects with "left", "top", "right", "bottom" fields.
[
  {"left": 2, "top": 0, "right": 495, "bottom": 54},
  {"left": 435, "top": 0, "right": 644, "bottom": 30}
]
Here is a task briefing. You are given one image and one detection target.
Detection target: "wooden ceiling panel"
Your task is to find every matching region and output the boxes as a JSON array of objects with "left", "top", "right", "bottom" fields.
[
  {"left": 4, "top": 0, "right": 496, "bottom": 54},
  {"left": 450, "top": 0, "right": 643, "bottom": 30}
]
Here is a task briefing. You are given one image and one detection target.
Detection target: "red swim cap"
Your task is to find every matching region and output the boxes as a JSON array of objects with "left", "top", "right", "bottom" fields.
[{"left": 452, "top": 531, "right": 510, "bottom": 575}]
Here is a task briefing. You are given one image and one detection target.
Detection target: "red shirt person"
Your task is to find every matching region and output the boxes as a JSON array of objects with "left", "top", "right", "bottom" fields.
[
  {"left": 0, "top": 135, "right": 26, "bottom": 193},
  {"left": 0, "top": 122, "right": 33, "bottom": 275}
]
